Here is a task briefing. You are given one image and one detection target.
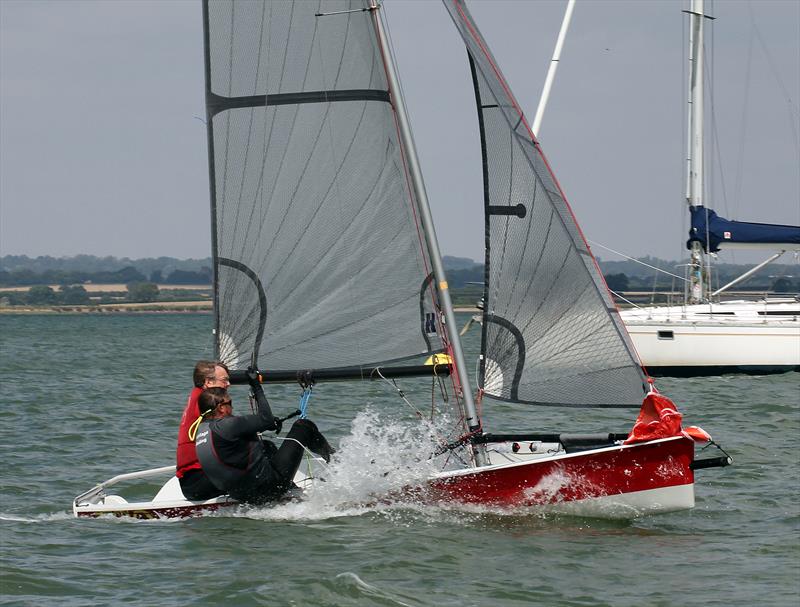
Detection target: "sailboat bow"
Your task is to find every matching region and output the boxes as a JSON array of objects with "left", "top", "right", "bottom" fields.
[{"left": 425, "top": 0, "right": 731, "bottom": 516}]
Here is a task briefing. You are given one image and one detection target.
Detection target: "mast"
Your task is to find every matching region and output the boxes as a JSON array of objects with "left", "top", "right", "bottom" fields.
[
  {"left": 687, "top": 0, "right": 707, "bottom": 303},
  {"left": 201, "top": 0, "right": 222, "bottom": 357},
  {"left": 532, "top": 0, "right": 576, "bottom": 138},
  {"left": 370, "top": 1, "right": 486, "bottom": 464}
]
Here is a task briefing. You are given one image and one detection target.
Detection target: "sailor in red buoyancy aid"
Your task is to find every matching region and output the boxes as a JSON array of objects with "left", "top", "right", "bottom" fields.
[
  {"left": 176, "top": 361, "right": 230, "bottom": 500},
  {"left": 194, "top": 371, "right": 334, "bottom": 505}
]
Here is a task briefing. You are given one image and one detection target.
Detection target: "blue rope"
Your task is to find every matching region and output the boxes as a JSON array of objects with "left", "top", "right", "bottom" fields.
[{"left": 299, "top": 387, "right": 312, "bottom": 419}]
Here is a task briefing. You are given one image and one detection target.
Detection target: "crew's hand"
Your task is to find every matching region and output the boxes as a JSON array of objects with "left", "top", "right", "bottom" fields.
[
  {"left": 246, "top": 367, "right": 262, "bottom": 388},
  {"left": 297, "top": 369, "right": 314, "bottom": 388}
]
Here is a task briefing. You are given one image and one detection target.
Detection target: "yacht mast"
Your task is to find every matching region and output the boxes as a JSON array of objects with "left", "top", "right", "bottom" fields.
[
  {"left": 687, "top": 0, "right": 707, "bottom": 303},
  {"left": 369, "top": 1, "right": 487, "bottom": 464},
  {"left": 532, "top": 0, "right": 576, "bottom": 138}
]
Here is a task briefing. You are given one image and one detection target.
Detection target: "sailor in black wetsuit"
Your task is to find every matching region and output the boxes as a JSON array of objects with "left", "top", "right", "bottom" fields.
[{"left": 194, "top": 373, "right": 334, "bottom": 505}]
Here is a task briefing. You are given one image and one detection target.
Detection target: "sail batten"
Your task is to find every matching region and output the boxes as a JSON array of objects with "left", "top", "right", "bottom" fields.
[
  {"left": 227, "top": 364, "right": 451, "bottom": 385},
  {"left": 445, "top": 0, "right": 646, "bottom": 408},
  {"left": 208, "top": 89, "right": 391, "bottom": 116},
  {"left": 204, "top": 0, "right": 443, "bottom": 371}
]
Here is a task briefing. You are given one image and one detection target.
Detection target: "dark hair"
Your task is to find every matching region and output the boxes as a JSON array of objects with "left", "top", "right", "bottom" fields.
[
  {"left": 193, "top": 360, "right": 229, "bottom": 388},
  {"left": 198, "top": 387, "right": 230, "bottom": 416}
]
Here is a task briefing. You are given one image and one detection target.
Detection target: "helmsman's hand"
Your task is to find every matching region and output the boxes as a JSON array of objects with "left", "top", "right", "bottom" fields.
[{"left": 246, "top": 367, "right": 262, "bottom": 389}]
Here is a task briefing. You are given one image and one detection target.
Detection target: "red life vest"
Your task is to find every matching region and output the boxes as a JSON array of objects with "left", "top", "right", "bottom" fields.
[{"left": 176, "top": 387, "right": 203, "bottom": 478}]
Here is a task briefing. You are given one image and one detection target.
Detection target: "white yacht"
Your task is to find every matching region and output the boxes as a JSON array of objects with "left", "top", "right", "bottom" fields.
[
  {"left": 622, "top": 297, "right": 799, "bottom": 376},
  {"left": 620, "top": 1, "right": 799, "bottom": 376}
]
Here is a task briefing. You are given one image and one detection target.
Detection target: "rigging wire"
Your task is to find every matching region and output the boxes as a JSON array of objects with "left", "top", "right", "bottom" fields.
[
  {"left": 373, "top": 367, "right": 426, "bottom": 421},
  {"left": 733, "top": 6, "right": 755, "bottom": 223},
  {"left": 705, "top": 17, "right": 733, "bottom": 220},
  {"left": 587, "top": 240, "right": 688, "bottom": 283},
  {"left": 746, "top": 2, "right": 800, "bottom": 159},
  {"left": 431, "top": 364, "right": 450, "bottom": 419},
  {"left": 373, "top": 367, "right": 470, "bottom": 467},
  {"left": 680, "top": 6, "right": 690, "bottom": 265},
  {"left": 704, "top": 9, "right": 716, "bottom": 289},
  {"left": 298, "top": 387, "right": 312, "bottom": 419},
  {"left": 608, "top": 290, "right": 643, "bottom": 309}
]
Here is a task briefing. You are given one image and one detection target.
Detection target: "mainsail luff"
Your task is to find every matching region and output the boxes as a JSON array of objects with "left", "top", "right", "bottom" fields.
[
  {"left": 202, "top": 0, "right": 445, "bottom": 373},
  {"left": 444, "top": 0, "right": 648, "bottom": 407}
]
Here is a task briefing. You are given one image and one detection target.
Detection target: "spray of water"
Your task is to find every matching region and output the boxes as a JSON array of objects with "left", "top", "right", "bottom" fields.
[
  {"left": 240, "top": 407, "right": 459, "bottom": 521},
  {"left": 238, "top": 408, "right": 613, "bottom": 524}
]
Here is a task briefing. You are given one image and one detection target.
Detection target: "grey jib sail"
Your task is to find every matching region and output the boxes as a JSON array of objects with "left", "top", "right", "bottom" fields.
[
  {"left": 444, "top": 0, "right": 647, "bottom": 407},
  {"left": 202, "top": 0, "right": 442, "bottom": 371}
]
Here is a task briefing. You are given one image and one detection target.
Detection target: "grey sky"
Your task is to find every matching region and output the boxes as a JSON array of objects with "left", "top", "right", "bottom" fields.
[{"left": 1, "top": 0, "right": 798, "bottom": 264}]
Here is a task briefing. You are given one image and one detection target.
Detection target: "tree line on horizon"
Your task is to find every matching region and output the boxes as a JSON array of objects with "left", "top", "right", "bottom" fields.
[
  {"left": 0, "top": 254, "right": 210, "bottom": 273},
  {"left": 0, "top": 253, "right": 796, "bottom": 292},
  {"left": 1, "top": 282, "right": 163, "bottom": 306},
  {"left": 444, "top": 264, "right": 797, "bottom": 293},
  {"left": 0, "top": 265, "right": 212, "bottom": 288}
]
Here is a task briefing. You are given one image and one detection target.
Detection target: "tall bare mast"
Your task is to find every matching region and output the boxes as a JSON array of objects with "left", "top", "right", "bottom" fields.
[
  {"left": 687, "top": 0, "right": 707, "bottom": 303},
  {"left": 532, "top": 0, "right": 576, "bottom": 138},
  {"left": 369, "top": 1, "right": 486, "bottom": 464}
]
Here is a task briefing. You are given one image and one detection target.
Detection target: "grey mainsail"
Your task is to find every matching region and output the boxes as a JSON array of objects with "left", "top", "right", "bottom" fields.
[
  {"left": 202, "top": 0, "right": 442, "bottom": 372},
  {"left": 444, "top": 0, "right": 647, "bottom": 407}
]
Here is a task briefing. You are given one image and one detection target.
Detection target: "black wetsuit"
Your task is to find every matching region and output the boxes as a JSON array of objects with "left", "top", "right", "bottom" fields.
[{"left": 195, "top": 382, "right": 331, "bottom": 504}]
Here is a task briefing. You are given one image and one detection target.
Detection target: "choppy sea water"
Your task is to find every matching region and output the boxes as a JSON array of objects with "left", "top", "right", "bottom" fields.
[{"left": 1, "top": 313, "right": 798, "bottom": 607}]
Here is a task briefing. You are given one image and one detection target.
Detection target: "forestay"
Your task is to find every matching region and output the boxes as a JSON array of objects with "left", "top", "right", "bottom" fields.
[
  {"left": 202, "top": 0, "right": 442, "bottom": 372},
  {"left": 444, "top": 0, "right": 647, "bottom": 407}
]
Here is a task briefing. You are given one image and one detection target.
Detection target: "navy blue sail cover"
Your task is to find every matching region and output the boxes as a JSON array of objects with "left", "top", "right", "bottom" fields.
[{"left": 689, "top": 206, "right": 800, "bottom": 252}]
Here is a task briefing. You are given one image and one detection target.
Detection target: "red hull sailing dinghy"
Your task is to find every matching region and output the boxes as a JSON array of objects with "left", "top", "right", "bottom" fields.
[
  {"left": 417, "top": 391, "right": 717, "bottom": 517},
  {"left": 74, "top": 0, "right": 729, "bottom": 520}
]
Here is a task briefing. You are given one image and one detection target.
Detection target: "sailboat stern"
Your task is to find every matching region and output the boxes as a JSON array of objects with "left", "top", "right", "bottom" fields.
[{"left": 426, "top": 436, "right": 696, "bottom": 518}]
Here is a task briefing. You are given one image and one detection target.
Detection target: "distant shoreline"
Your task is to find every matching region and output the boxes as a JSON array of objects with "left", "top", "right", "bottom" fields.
[
  {"left": 0, "top": 301, "right": 213, "bottom": 314},
  {"left": 1, "top": 304, "right": 481, "bottom": 314},
  {"left": 0, "top": 283, "right": 211, "bottom": 293}
]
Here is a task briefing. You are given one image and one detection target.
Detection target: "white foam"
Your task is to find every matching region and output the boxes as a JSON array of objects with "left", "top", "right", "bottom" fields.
[
  {"left": 334, "top": 572, "right": 414, "bottom": 607},
  {"left": 0, "top": 511, "right": 75, "bottom": 523},
  {"left": 238, "top": 407, "right": 454, "bottom": 521}
]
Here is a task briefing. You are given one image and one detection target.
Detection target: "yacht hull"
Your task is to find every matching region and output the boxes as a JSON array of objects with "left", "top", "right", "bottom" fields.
[{"left": 621, "top": 300, "right": 800, "bottom": 375}]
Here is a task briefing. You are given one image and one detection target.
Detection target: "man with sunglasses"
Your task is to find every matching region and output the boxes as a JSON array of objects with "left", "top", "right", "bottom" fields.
[
  {"left": 175, "top": 360, "right": 231, "bottom": 500},
  {"left": 194, "top": 371, "right": 334, "bottom": 505}
]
